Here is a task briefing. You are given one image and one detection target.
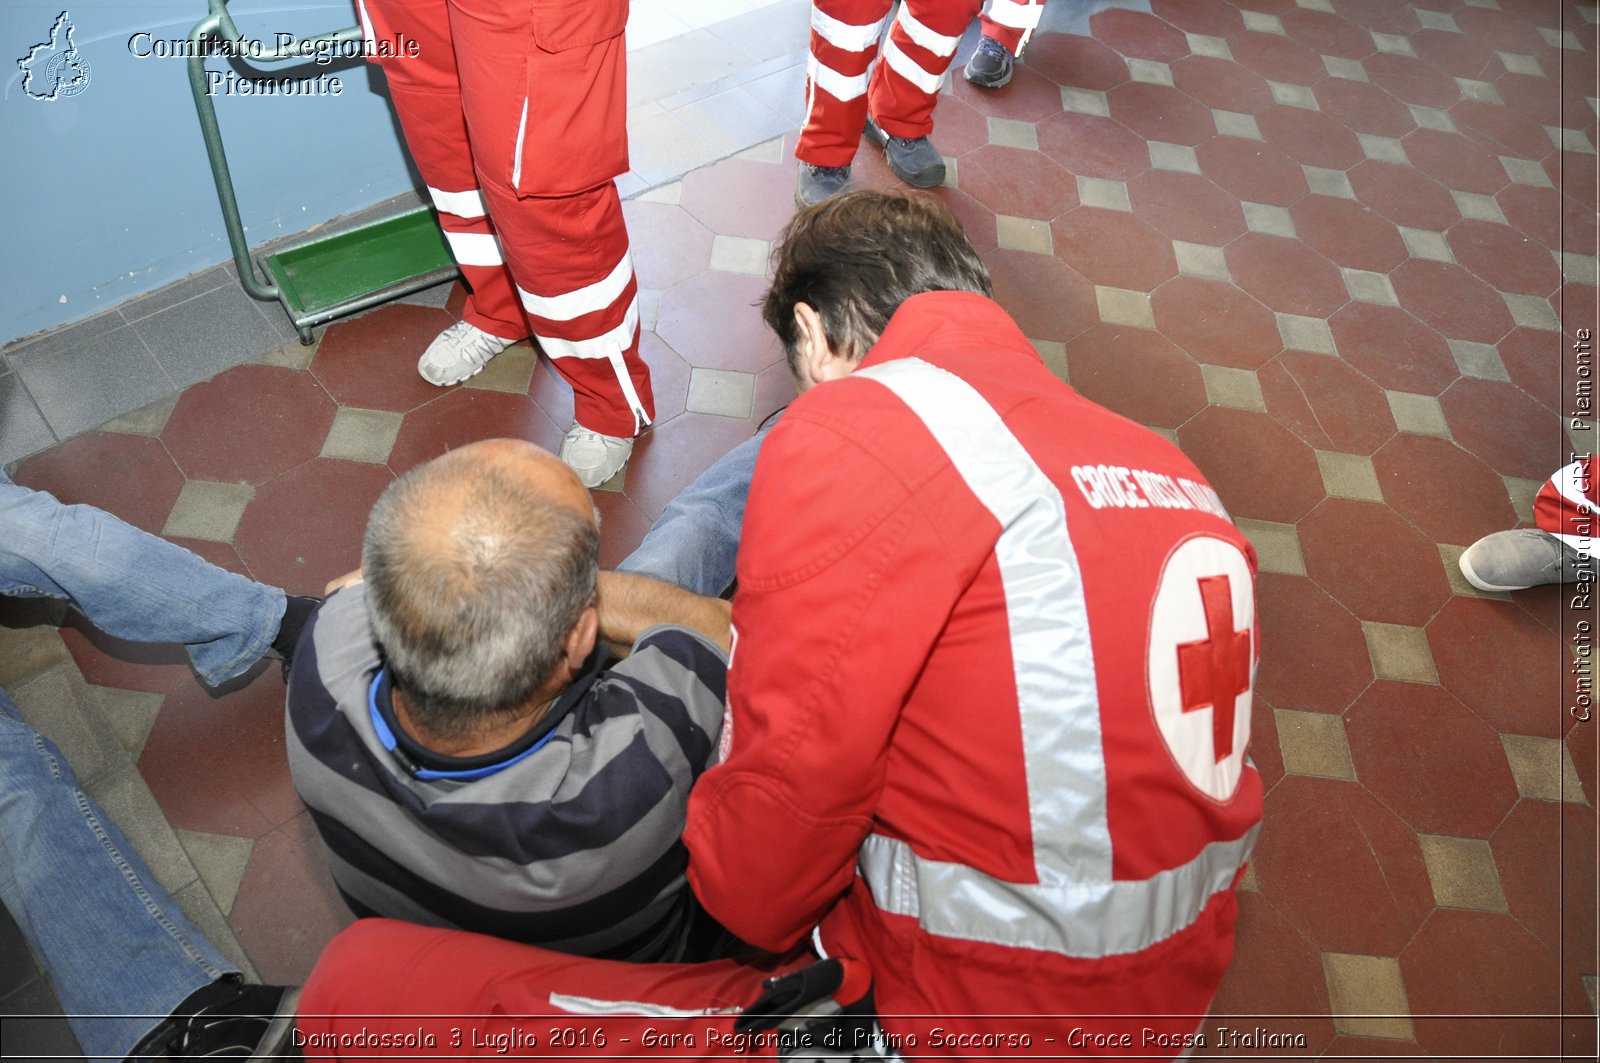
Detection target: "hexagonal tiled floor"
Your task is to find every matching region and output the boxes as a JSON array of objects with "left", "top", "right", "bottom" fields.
[{"left": 2, "top": 0, "right": 1594, "bottom": 1057}]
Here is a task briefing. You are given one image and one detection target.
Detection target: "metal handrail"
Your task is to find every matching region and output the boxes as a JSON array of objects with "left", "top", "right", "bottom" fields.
[{"left": 186, "top": 0, "right": 363, "bottom": 302}]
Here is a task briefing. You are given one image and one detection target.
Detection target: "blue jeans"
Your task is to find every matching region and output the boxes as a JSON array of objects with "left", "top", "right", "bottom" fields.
[
  {"left": 0, "top": 688, "right": 235, "bottom": 1061},
  {"left": 617, "top": 429, "right": 764, "bottom": 597},
  {"left": 0, "top": 470, "right": 285, "bottom": 687}
]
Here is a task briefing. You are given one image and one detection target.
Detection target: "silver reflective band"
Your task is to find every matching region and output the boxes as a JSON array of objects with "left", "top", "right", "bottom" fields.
[
  {"left": 811, "top": 7, "right": 888, "bottom": 52},
  {"left": 894, "top": 6, "right": 961, "bottom": 58},
  {"left": 444, "top": 231, "right": 504, "bottom": 267},
  {"left": 428, "top": 186, "right": 488, "bottom": 220},
  {"left": 809, "top": 53, "right": 871, "bottom": 102},
  {"left": 854, "top": 358, "right": 1255, "bottom": 958},
  {"left": 519, "top": 252, "right": 634, "bottom": 322},
  {"left": 858, "top": 826, "right": 1260, "bottom": 957},
  {"left": 880, "top": 38, "right": 945, "bottom": 95}
]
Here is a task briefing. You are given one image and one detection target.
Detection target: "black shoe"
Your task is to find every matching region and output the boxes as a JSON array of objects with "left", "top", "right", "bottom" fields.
[
  {"left": 133, "top": 979, "right": 301, "bottom": 1060},
  {"left": 268, "top": 595, "right": 321, "bottom": 674},
  {"left": 864, "top": 119, "right": 946, "bottom": 188},
  {"left": 796, "top": 163, "right": 852, "bottom": 207},
  {"left": 964, "top": 35, "right": 1014, "bottom": 89}
]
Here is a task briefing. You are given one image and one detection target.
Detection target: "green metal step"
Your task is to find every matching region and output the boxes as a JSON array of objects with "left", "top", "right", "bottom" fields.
[{"left": 261, "top": 206, "right": 458, "bottom": 335}]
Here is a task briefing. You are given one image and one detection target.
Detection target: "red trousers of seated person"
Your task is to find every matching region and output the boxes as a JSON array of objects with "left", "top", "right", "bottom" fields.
[
  {"left": 358, "top": 0, "right": 653, "bottom": 436},
  {"left": 976, "top": 0, "right": 1046, "bottom": 55}
]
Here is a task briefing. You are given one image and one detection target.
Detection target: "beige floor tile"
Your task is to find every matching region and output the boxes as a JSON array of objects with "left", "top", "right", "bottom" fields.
[
  {"left": 1202, "top": 365, "right": 1266, "bottom": 411},
  {"left": 1077, "top": 177, "right": 1132, "bottom": 213},
  {"left": 1235, "top": 518, "right": 1306, "bottom": 576},
  {"left": 1438, "top": 544, "right": 1513, "bottom": 601},
  {"left": 1277, "top": 709, "right": 1357, "bottom": 780},
  {"left": 463, "top": 345, "right": 539, "bottom": 395},
  {"left": 1419, "top": 834, "right": 1509, "bottom": 911},
  {"left": 710, "top": 234, "right": 770, "bottom": 276},
  {"left": 1363, "top": 621, "right": 1439, "bottom": 683},
  {"left": 686, "top": 368, "right": 756, "bottom": 418},
  {"left": 1386, "top": 391, "right": 1451, "bottom": 437},
  {"left": 177, "top": 829, "right": 257, "bottom": 916},
  {"left": 1277, "top": 312, "right": 1337, "bottom": 354},
  {"left": 100, "top": 395, "right": 180, "bottom": 437},
  {"left": 319, "top": 407, "right": 404, "bottom": 464},
  {"left": 1148, "top": 141, "right": 1201, "bottom": 173},
  {"left": 997, "top": 215, "right": 1054, "bottom": 254},
  {"left": 258, "top": 338, "right": 318, "bottom": 372},
  {"left": 88, "top": 763, "right": 201, "bottom": 898},
  {"left": 1031, "top": 339, "right": 1069, "bottom": 383},
  {"left": 1174, "top": 241, "right": 1231, "bottom": 280},
  {"left": 1447, "top": 340, "right": 1510, "bottom": 381},
  {"left": 1500, "top": 733, "right": 1588, "bottom": 803},
  {"left": 987, "top": 117, "right": 1038, "bottom": 150},
  {"left": 0, "top": 603, "right": 72, "bottom": 687},
  {"left": 1322, "top": 952, "right": 1415, "bottom": 1040},
  {"left": 1096, "top": 287, "right": 1155, "bottom": 329},
  {"left": 162, "top": 481, "right": 254, "bottom": 543},
  {"left": 1317, "top": 450, "right": 1384, "bottom": 501},
  {"left": 87, "top": 685, "right": 165, "bottom": 760}
]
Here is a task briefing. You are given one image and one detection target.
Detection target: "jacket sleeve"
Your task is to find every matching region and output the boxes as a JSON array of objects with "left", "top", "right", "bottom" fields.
[{"left": 683, "top": 411, "right": 959, "bottom": 951}]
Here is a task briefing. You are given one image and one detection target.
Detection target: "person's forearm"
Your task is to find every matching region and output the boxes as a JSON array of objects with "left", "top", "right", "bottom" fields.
[{"left": 596, "top": 571, "right": 732, "bottom": 653}]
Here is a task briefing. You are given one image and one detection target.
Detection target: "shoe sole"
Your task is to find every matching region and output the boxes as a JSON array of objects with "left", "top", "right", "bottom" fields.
[
  {"left": 863, "top": 120, "right": 946, "bottom": 189},
  {"left": 963, "top": 65, "right": 1013, "bottom": 89},
  {"left": 249, "top": 985, "right": 302, "bottom": 1061},
  {"left": 418, "top": 360, "right": 490, "bottom": 388}
]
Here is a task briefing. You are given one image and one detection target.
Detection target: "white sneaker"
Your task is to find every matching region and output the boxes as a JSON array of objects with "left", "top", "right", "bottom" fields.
[
  {"left": 560, "top": 425, "right": 634, "bottom": 488},
  {"left": 417, "top": 321, "right": 517, "bottom": 386}
]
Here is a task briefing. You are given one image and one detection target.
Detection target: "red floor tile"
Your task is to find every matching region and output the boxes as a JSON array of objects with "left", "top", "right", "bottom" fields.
[
  {"left": 986, "top": 249, "right": 1097, "bottom": 344},
  {"left": 594, "top": 488, "right": 655, "bottom": 570},
  {"left": 1559, "top": 279, "right": 1598, "bottom": 337},
  {"left": 1454, "top": 98, "right": 1564, "bottom": 161},
  {"left": 638, "top": 330, "right": 694, "bottom": 427},
  {"left": 13, "top": 433, "right": 184, "bottom": 535},
  {"left": 1298, "top": 498, "right": 1453, "bottom": 625},
  {"left": 678, "top": 158, "right": 798, "bottom": 242},
  {"left": 1178, "top": 407, "right": 1327, "bottom": 523},
  {"left": 1280, "top": 7, "right": 1378, "bottom": 59},
  {"left": 620, "top": 201, "right": 713, "bottom": 290},
  {"left": 1199, "top": 893, "right": 1337, "bottom": 1055},
  {"left": 1061, "top": 323, "right": 1207, "bottom": 428},
  {"left": 1427, "top": 597, "right": 1569, "bottom": 737},
  {"left": 138, "top": 670, "right": 299, "bottom": 838},
  {"left": 1390, "top": 259, "right": 1516, "bottom": 344},
  {"left": 1251, "top": 775, "right": 1435, "bottom": 955},
  {"left": 1020, "top": 32, "right": 1131, "bottom": 91},
  {"left": 1125, "top": 170, "right": 1249, "bottom": 245},
  {"left": 752, "top": 361, "right": 798, "bottom": 426},
  {"left": 1227, "top": 234, "right": 1349, "bottom": 317},
  {"left": 1364, "top": 51, "right": 1466, "bottom": 109},
  {"left": 1347, "top": 159, "right": 1463, "bottom": 232},
  {"left": 58, "top": 616, "right": 194, "bottom": 697},
  {"left": 1312, "top": 77, "right": 1420, "bottom": 138},
  {"left": 1373, "top": 434, "right": 1520, "bottom": 544},
  {"left": 1255, "top": 573, "right": 1374, "bottom": 715},
  {"left": 960, "top": 146, "right": 1080, "bottom": 222},
  {"left": 1170, "top": 55, "right": 1277, "bottom": 114},
  {"left": 1148, "top": 0, "right": 1245, "bottom": 37},
  {"left": 947, "top": 67, "right": 1067, "bottom": 124},
  {"left": 923, "top": 94, "right": 991, "bottom": 159},
  {"left": 1051, "top": 207, "right": 1178, "bottom": 291},
  {"left": 1491, "top": 800, "right": 1599, "bottom": 963},
  {"left": 1036, "top": 112, "right": 1157, "bottom": 182},
  {"left": 1194, "top": 136, "right": 1311, "bottom": 207},
  {"left": 1455, "top": 4, "right": 1554, "bottom": 55},
  {"left": 1151, "top": 277, "right": 1283, "bottom": 369},
  {"left": 1259, "top": 350, "right": 1398, "bottom": 454},
  {"left": 1345, "top": 682, "right": 1521, "bottom": 837},
  {"left": 1330, "top": 0, "right": 1423, "bottom": 36},
  {"left": 1492, "top": 325, "right": 1571, "bottom": 409},
  {"left": 161, "top": 365, "right": 337, "bottom": 486},
  {"left": 1089, "top": 7, "right": 1191, "bottom": 62},
  {"left": 1108, "top": 81, "right": 1219, "bottom": 146},
  {"left": 1415, "top": 23, "right": 1508, "bottom": 79},
  {"left": 1403, "top": 127, "right": 1513, "bottom": 196},
  {"left": 310, "top": 305, "right": 460, "bottom": 414},
  {"left": 1567, "top": 712, "right": 1596, "bottom": 805},
  {"left": 1402, "top": 909, "right": 1592, "bottom": 1060},
  {"left": 1256, "top": 107, "right": 1368, "bottom": 172},
  {"left": 1230, "top": 31, "right": 1329, "bottom": 85},
  {"left": 386, "top": 389, "right": 565, "bottom": 476},
  {"left": 623, "top": 413, "right": 764, "bottom": 523},
  {"left": 228, "top": 810, "right": 355, "bottom": 986},
  {"left": 1549, "top": 149, "right": 1599, "bottom": 214},
  {"left": 1439, "top": 376, "right": 1569, "bottom": 480},
  {"left": 1327, "top": 303, "right": 1459, "bottom": 395},
  {"left": 1495, "top": 183, "right": 1574, "bottom": 253},
  {"left": 1317, "top": 1036, "right": 1431, "bottom": 1057},
  {"left": 654, "top": 270, "right": 784, "bottom": 373},
  {"left": 1290, "top": 196, "right": 1409, "bottom": 273},
  {"left": 1493, "top": 71, "right": 1568, "bottom": 129},
  {"left": 937, "top": 187, "right": 1002, "bottom": 257},
  {"left": 233, "top": 460, "right": 395, "bottom": 597},
  {"left": 1250, "top": 693, "right": 1285, "bottom": 793}
]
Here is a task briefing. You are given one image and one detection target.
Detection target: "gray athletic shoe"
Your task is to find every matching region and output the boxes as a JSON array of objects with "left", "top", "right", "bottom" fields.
[
  {"left": 1458, "top": 529, "right": 1587, "bottom": 592},
  {"left": 865, "top": 119, "right": 946, "bottom": 188},
  {"left": 796, "top": 163, "right": 852, "bottom": 207},
  {"left": 964, "top": 35, "right": 1014, "bottom": 89}
]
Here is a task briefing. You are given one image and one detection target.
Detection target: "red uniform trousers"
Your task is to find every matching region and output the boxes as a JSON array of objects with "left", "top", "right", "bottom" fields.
[
  {"left": 799, "top": 0, "right": 985, "bottom": 168},
  {"left": 298, "top": 919, "right": 812, "bottom": 1060},
  {"left": 976, "top": 0, "right": 1045, "bottom": 56},
  {"left": 359, "top": 0, "right": 653, "bottom": 436}
]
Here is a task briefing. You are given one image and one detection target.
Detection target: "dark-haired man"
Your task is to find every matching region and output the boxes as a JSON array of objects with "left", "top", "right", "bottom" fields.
[
  {"left": 286, "top": 438, "right": 733, "bottom": 964},
  {"left": 298, "top": 193, "right": 1263, "bottom": 1060}
]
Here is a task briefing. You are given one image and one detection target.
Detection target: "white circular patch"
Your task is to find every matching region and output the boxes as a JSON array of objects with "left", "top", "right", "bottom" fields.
[{"left": 1147, "top": 536, "right": 1256, "bottom": 801}]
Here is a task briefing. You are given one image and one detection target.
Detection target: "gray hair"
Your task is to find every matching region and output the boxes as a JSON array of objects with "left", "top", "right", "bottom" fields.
[{"left": 362, "top": 456, "right": 599, "bottom": 739}]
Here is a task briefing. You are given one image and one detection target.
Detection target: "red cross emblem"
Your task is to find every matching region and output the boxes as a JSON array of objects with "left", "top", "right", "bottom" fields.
[{"left": 1176, "top": 575, "right": 1251, "bottom": 763}]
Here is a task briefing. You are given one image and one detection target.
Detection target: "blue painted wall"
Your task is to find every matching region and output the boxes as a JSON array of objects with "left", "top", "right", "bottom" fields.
[{"left": 1, "top": 2, "right": 419, "bottom": 343}]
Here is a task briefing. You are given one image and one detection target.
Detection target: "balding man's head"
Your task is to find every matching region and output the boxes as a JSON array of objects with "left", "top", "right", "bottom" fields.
[{"left": 362, "top": 440, "right": 600, "bottom": 739}]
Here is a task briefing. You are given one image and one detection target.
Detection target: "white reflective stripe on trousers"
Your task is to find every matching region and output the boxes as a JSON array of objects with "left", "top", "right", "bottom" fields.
[
  {"left": 443, "top": 231, "right": 504, "bottom": 267},
  {"left": 811, "top": 6, "right": 888, "bottom": 51},
  {"left": 894, "top": 5, "right": 961, "bottom": 57},
  {"left": 986, "top": 0, "right": 1043, "bottom": 31},
  {"left": 428, "top": 186, "right": 488, "bottom": 220},
  {"left": 518, "top": 252, "right": 634, "bottom": 322},
  {"left": 880, "top": 38, "right": 945, "bottom": 95},
  {"left": 853, "top": 358, "right": 1256, "bottom": 958},
  {"left": 808, "top": 53, "right": 872, "bottom": 102}
]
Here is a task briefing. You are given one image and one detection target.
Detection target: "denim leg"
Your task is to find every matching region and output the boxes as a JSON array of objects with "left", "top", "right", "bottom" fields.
[
  {"left": 617, "top": 429, "right": 765, "bottom": 597},
  {"left": 0, "top": 472, "right": 285, "bottom": 687},
  {"left": 0, "top": 689, "right": 235, "bottom": 1062}
]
